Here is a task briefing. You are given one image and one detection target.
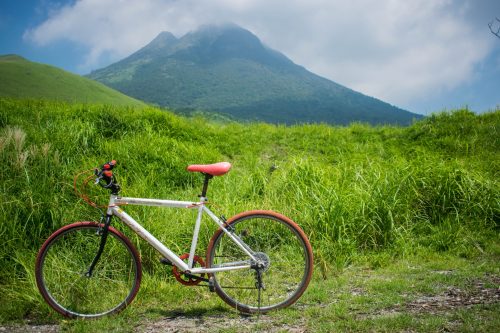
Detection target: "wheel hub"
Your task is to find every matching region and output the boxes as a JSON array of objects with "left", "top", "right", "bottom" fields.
[{"left": 251, "top": 252, "right": 270, "bottom": 272}]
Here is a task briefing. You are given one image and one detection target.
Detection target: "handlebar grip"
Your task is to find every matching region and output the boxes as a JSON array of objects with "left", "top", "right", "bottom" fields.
[
  {"left": 103, "top": 160, "right": 117, "bottom": 171},
  {"left": 95, "top": 160, "right": 117, "bottom": 174}
]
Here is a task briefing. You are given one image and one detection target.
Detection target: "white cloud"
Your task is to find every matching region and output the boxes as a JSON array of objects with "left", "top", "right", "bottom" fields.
[{"left": 24, "top": 0, "right": 498, "bottom": 112}]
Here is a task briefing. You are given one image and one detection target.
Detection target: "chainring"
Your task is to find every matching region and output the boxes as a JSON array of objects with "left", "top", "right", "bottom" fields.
[{"left": 172, "top": 253, "right": 206, "bottom": 286}]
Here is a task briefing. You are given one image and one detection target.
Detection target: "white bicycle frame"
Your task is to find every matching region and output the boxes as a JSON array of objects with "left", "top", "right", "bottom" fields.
[{"left": 107, "top": 194, "right": 258, "bottom": 274}]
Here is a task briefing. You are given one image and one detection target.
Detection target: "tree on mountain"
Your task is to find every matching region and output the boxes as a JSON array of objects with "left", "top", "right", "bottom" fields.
[{"left": 489, "top": 17, "right": 500, "bottom": 39}]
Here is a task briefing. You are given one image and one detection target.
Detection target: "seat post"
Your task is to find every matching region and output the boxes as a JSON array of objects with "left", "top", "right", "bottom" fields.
[{"left": 200, "top": 173, "right": 213, "bottom": 198}]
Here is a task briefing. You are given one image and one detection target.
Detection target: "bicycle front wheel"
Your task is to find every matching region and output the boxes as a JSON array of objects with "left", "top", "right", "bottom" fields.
[
  {"left": 35, "top": 222, "right": 142, "bottom": 318},
  {"left": 206, "top": 211, "right": 313, "bottom": 313}
]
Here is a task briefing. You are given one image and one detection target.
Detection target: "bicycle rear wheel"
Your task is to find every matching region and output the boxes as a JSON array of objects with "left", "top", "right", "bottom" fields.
[
  {"left": 35, "top": 222, "right": 142, "bottom": 318},
  {"left": 206, "top": 211, "right": 313, "bottom": 313}
]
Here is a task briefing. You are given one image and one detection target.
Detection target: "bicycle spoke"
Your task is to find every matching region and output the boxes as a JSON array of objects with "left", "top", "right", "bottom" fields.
[
  {"left": 207, "top": 212, "right": 313, "bottom": 313},
  {"left": 36, "top": 223, "right": 141, "bottom": 318}
]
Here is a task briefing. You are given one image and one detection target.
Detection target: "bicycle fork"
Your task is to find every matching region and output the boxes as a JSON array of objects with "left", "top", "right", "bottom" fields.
[{"left": 85, "top": 215, "right": 112, "bottom": 277}]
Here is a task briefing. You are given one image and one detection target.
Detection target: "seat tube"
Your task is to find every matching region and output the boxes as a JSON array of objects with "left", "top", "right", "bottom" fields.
[{"left": 188, "top": 201, "right": 204, "bottom": 268}]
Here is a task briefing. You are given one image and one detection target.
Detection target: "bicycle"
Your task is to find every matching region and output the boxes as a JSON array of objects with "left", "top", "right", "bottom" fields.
[{"left": 35, "top": 160, "right": 313, "bottom": 318}]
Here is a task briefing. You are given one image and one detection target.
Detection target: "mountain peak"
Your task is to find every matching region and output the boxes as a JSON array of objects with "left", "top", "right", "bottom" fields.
[
  {"left": 131, "top": 23, "right": 271, "bottom": 64},
  {"left": 192, "top": 23, "right": 262, "bottom": 47},
  {"left": 137, "top": 31, "right": 177, "bottom": 55},
  {"left": 174, "top": 23, "right": 291, "bottom": 67},
  {"left": 152, "top": 31, "right": 177, "bottom": 44}
]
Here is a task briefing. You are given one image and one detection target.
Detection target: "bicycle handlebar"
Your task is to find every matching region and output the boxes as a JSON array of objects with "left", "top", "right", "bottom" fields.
[{"left": 94, "top": 160, "right": 120, "bottom": 194}]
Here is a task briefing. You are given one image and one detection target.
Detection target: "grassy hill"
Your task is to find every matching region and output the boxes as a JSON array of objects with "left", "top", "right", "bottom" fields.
[
  {"left": 0, "top": 55, "right": 145, "bottom": 107},
  {"left": 0, "top": 98, "right": 498, "bottom": 330}
]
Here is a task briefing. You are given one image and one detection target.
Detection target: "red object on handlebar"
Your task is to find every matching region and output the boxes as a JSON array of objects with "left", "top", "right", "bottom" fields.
[{"left": 103, "top": 160, "right": 117, "bottom": 170}]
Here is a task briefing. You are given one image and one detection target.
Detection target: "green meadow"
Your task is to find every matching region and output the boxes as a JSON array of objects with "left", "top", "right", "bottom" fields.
[{"left": 0, "top": 98, "right": 498, "bottom": 332}]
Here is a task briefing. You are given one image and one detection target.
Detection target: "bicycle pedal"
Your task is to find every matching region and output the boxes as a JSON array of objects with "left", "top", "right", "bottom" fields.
[
  {"left": 208, "top": 276, "right": 215, "bottom": 292},
  {"left": 159, "top": 258, "right": 173, "bottom": 265}
]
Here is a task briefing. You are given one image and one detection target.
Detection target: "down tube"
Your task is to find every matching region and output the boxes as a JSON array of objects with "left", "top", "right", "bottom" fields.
[{"left": 111, "top": 206, "right": 190, "bottom": 271}]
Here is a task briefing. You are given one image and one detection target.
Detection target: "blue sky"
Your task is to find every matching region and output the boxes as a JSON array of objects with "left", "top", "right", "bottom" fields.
[{"left": 1, "top": 0, "right": 499, "bottom": 115}]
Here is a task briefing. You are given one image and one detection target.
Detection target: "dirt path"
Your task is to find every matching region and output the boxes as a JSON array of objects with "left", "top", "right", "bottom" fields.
[
  {"left": 1, "top": 315, "right": 307, "bottom": 333},
  {"left": 3, "top": 274, "right": 498, "bottom": 332}
]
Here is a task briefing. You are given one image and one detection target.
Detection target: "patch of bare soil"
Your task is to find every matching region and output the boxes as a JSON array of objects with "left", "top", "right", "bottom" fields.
[
  {"left": 405, "top": 275, "right": 500, "bottom": 314},
  {"left": 362, "top": 274, "right": 500, "bottom": 320},
  {"left": 0, "top": 324, "right": 59, "bottom": 333},
  {"left": 139, "top": 313, "right": 307, "bottom": 333}
]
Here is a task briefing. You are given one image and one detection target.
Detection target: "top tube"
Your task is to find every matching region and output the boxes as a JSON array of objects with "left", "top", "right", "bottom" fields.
[{"left": 113, "top": 196, "right": 199, "bottom": 209}]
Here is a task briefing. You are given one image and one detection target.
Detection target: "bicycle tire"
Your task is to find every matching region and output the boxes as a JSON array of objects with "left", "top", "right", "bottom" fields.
[
  {"left": 35, "top": 222, "right": 142, "bottom": 318},
  {"left": 206, "top": 210, "right": 313, "bottom": 313}
]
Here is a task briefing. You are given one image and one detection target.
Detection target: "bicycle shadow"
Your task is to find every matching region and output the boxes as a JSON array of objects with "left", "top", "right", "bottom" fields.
[
  {"left": 144, "top": 306, "right": 263, "bottom": 331},
  {"left": 148, "top": 305, "right": 230, "bottom": 318}
]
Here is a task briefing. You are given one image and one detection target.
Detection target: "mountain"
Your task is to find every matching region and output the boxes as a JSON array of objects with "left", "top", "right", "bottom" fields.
[
  {"left": 88, "top": 24, "right": 422, "bottom": 125},
  {"left": 0, "top": 54, "right": 145, "bottom": 107}
]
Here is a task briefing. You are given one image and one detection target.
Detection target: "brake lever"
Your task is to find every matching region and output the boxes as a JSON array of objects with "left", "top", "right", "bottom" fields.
[
  {"left": 94, "top": 168, "right": 104, "bottom": 185},
  {"left": 94, "top": 176, "right": 103, "bottom": 185}
]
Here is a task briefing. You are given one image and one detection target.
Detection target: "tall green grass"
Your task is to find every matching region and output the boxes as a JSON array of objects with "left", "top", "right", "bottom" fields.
[{"left": 0, "top": 98, "right": 498, "bottom": 321}]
